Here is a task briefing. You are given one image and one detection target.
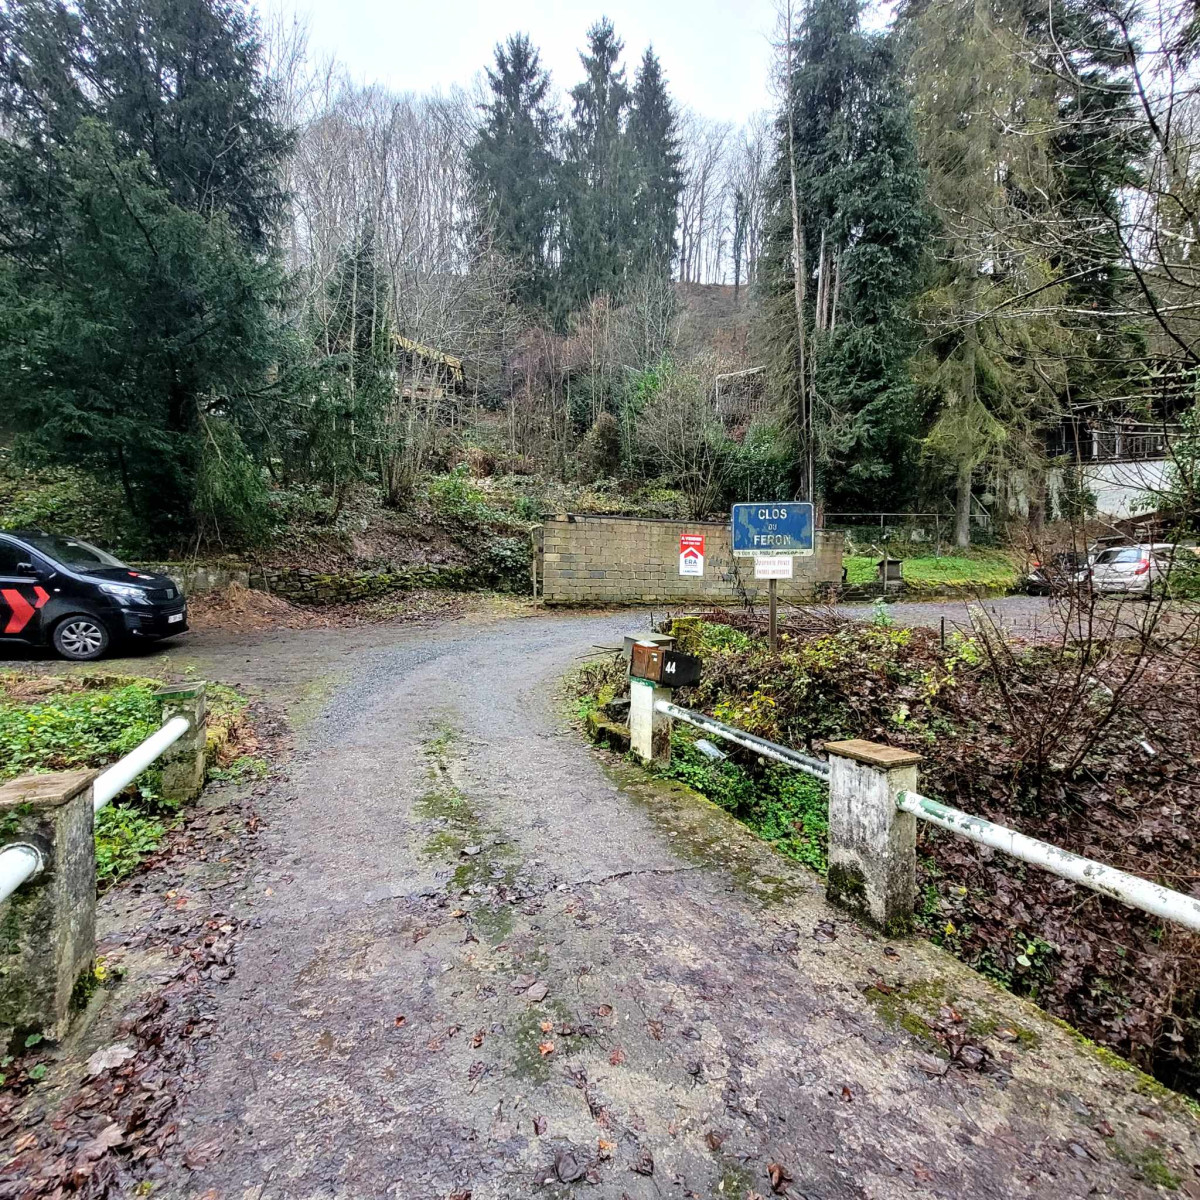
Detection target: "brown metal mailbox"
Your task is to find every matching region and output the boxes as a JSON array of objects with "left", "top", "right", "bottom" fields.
[{"left": 630, "top": 641, "right": 702, "bottom": 687}]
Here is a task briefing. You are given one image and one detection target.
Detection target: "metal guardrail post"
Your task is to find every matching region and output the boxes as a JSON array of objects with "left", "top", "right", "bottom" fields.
[
  {"left": 643, "top": 698, "right": 1200, "bottom": 939},
  {"left": 155, "top": 682, "right": 208, "bottom": 805},
  {"left": 631, "top": 679, "right": 672, "bottom": 764},
  {"left": 825, "top": 739, "right": 922, "bottom": 933},
  {"left": 0, "top": 770, "right": 98, "bottom": 1041}
]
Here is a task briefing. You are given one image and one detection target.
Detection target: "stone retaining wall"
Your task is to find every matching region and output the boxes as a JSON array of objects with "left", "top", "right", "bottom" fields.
[
  {"left": 132, "top": 563, "right": 251, "bottom": 596},
  {"left": 537, "top": 514, "right": 843, "bottom": 606},
  {"left": 256, "top": 564, "right": 471, "bottom": 605},
  {"left": 135, "top": 561, "right": 472, "bottom": 605}
]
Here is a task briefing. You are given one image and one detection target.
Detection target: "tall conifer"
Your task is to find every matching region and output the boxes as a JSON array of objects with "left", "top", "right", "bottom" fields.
[
  {"left": 627, "top": 47, "right": 683, "bottom": 276},
  {"left": 467, "top": 33, "right": 559, "bottom": 310},
  {"left": 763, "top": 0, "right": 928, "bottom": 508},
  {"left": 560, "top": 18, "right": 634, "bottom": 311}
]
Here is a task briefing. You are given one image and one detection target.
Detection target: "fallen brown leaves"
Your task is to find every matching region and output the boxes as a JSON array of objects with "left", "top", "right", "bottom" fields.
[
  {"left": 511, "top": 973, "right": 549, "bottom": 1003},
  {"left": 0, "top": 709, "right": 269, "bottom": 1198},
  {"left": 1, "top": 911, "right": 244, "bottom": 1197},
  {"left": 631, "top": 1146, "right": 654, "bottom": 1176}
]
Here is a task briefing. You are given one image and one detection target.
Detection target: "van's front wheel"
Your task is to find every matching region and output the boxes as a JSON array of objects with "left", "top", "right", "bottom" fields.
[{"left": 53, "top": 615, "right": 110, "bottom": 661}]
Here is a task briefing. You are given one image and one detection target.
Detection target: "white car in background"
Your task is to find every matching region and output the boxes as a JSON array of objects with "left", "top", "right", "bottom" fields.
[{"left": 1078, "top": 543, "right": 1177, "bottom": 597}]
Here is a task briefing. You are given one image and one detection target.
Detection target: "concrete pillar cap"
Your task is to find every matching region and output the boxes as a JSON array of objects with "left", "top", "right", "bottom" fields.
[
  {"left": 0, "top": 770, "right": 98, "bottom": 811},
  {"left": 825, "top": 740, "right": 923, "bottom": 768},
  {"left": 155, "top": 682, "right": 207, "bottom": 699}
]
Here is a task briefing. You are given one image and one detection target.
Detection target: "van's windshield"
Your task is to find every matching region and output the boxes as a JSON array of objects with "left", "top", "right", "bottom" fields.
[{"left": 19, "top": 534, "right": 127, "bottom": 570}]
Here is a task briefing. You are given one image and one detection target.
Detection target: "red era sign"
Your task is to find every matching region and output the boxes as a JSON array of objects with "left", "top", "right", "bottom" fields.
[{"left": 679, "top": 533, "right": 705, "bottom": 577}]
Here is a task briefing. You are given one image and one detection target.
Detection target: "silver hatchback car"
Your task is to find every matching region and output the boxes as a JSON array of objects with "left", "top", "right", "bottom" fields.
[{"left": 1078, "top": 543, "right": 1177, "bottom": 596}]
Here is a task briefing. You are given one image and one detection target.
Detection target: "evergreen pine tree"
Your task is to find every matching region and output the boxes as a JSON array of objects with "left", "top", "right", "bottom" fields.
[
  {"left": 0, "top": 0, "right": 292, "bottom": 251},
  {"left": 762, "top": 0, "right": 928, "bottom": 509},
  {"left": 0, "top": 0, "right": 292, "bottom": 544},
  {"left": 902, "top": 0, "right": 1142, "bottom": 542},
  {"left": 626, "top": 47, "right": 683, "bottom": 276},
  {"left": 560, "top": 18, "right": 634, "bottom": 313},
  {"left": 467, "top": 33, "right": 560, "bottom": 310}
]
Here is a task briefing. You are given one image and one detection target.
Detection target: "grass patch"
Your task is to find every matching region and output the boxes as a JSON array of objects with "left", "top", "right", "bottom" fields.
[
  {"left": 843, "top": 552, "right": 1018, "bottom": 591},
  {"left": 417, "top": 722, "right": 522, "bottom": 941},
  {"left": 510, "top": 999, "right": 578, "bottom": 1083},
  {"left": 206, "top": 754, "right": 268, "bottom": 783},
  {"left": 1111, "top": 1143, "right": 1182, "bottom": 1190}
]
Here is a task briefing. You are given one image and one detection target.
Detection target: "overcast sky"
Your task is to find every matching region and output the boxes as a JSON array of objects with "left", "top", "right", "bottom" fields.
[{"left": 269, "top": 0, "right": 784, "bottom": 125}]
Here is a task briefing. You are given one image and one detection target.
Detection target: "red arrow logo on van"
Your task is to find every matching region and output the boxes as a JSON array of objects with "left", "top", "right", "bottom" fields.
[{"left": 2, "top": 587, "right": 48, "bottom": 634}]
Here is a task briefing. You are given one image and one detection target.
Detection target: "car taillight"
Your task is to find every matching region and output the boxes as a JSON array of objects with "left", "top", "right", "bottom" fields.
[{"left": 1135, "top": 559, "right": 1150, "bottom": 575}]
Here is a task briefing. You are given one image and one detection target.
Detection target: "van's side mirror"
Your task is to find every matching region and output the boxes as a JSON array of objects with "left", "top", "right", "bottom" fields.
[{"left": 16, "top": 561, "right": 35, "bottom": 574}]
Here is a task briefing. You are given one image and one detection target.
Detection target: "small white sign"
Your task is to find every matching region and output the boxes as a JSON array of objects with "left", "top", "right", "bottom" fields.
[
  {"left": 679, "top": 533, "right": 705, "bottom": 577},
  {"left": 754, "top": 556, "right": 793, "bottom": 580}
]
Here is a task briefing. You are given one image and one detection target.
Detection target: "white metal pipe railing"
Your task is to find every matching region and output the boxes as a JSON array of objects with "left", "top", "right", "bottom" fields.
[
  {"left": 0, "top": 712, "right": 193, "bottom": 904},
  {"left": 897, "top": 790, "right": 1200, "bottom": 935},
  {"left": 654, "top": 699, "right": 830, "bottom": 780},
  {"left": 93, "top": 716, "right": 190, "bottom": 813},
  {"left": 0, "top": 843, "right": 45, "bottom": 906},
  {"left": 651, "top": 700, "right": 1200, "bottom": 934}
]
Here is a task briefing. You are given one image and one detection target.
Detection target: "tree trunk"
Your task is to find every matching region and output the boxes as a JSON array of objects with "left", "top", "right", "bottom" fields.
[
  {"left": 954, "top": 461, "right": 973, "bottom": 549},
  {"left": 784, "top": 1, "right": 809, "bottom": 501},
  {"left": 1027, "top": 464, "right": 1046, "bottom": 538}
]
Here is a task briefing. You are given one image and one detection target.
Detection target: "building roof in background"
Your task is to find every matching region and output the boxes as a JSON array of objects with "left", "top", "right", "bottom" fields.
[{"left": 395, "top": 334, "right": 465, "bottom": 385}]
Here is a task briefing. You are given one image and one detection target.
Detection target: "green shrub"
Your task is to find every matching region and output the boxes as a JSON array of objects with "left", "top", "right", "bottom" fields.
[
  {"left": 1166, "top": 558, "right": 1200, "bottom": 600},
  {"left": 0, "top": 683, "right": 162, "bottom": 780},
  {"left": 428, "top": 465, "right": 504, "bottom": 526},
  {"left": 578, "top": 412, "right": 622, "bottom": 481},
  {"left": 473, "top": 536, "right": 532, "bottom": 592},
  {"left": 511, "top": 494, "right": 543, "bottom": 523},
  {"left": 720, "top": 423, "right": 793, "bottom": 510},
  {"left": 0, "top": 450, "right": 131, "bottom": 550},
  {"left": 657, "top": 732, "right": 830, "bottom": 874},
  {"left": 94, "top": 803, "right": 166, "bottom": 884},
  {"left": 670, "top": 617, "right": 752, "bottom": 655}
]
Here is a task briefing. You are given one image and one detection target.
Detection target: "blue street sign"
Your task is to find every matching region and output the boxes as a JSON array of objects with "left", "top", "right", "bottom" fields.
[{"left": 731, "top": 502, "right": 815, "bottom": 557}]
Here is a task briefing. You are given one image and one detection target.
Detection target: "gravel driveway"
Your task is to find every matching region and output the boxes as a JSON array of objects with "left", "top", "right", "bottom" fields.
[{"left": 41, "top": 610, "right": 1200, "bottom": 1198}]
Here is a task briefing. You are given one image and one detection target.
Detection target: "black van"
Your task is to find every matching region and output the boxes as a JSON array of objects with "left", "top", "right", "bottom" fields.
[{"left": 0, "top": 529, "right": 188, "bottom": 660}]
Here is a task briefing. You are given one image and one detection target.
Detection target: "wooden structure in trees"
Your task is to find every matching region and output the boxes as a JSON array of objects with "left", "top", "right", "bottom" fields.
[
  {"left": 714, "top": 365, "right": 769, "bottom": 426},
  {"left": 394, "top": 334, "right": 466, "bottom": 404}
]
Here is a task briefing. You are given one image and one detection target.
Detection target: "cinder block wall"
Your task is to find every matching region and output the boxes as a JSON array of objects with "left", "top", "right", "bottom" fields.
[{"left": 538, "top": 515, "right": 843, "bottom": 605}]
